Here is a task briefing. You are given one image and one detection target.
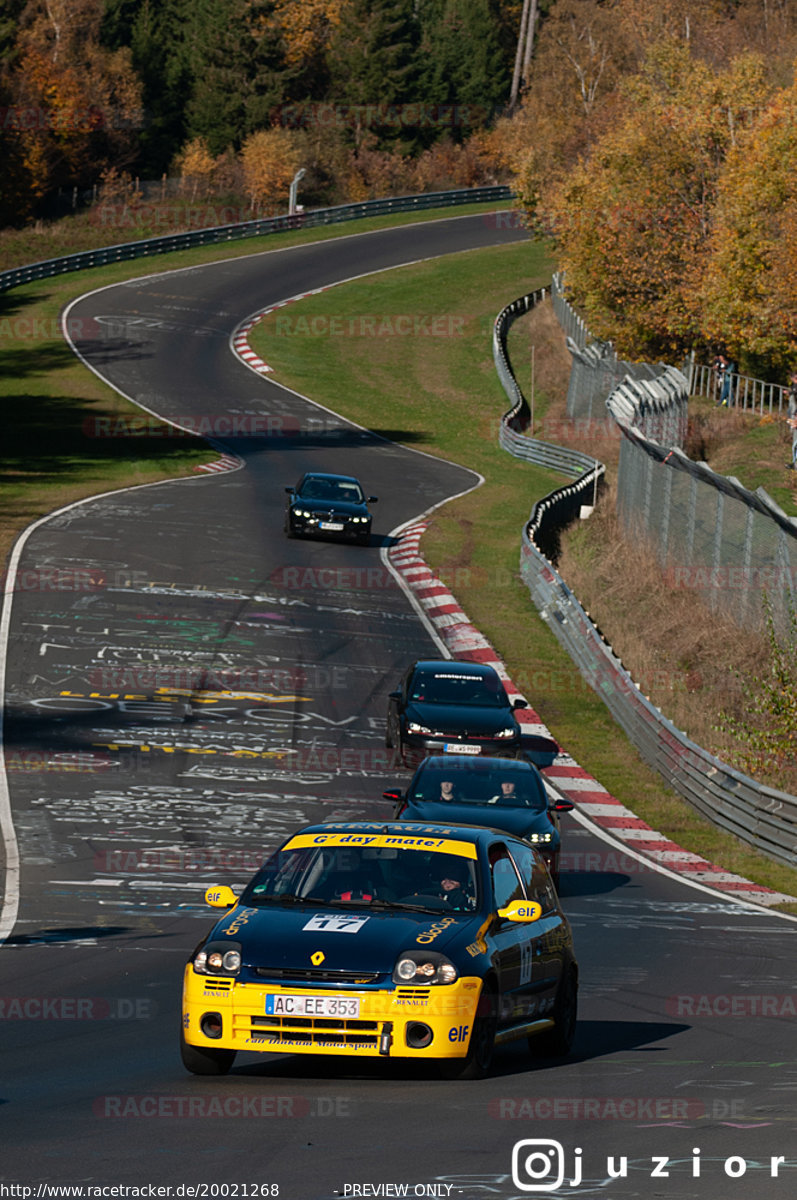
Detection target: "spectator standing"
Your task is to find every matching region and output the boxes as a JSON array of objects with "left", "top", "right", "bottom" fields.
[
  {"left": 719, "top": 355, "right": 736, "bottom": 406},
  {"left": 714, "top": 354, "right": 728, "bottom": 405}
]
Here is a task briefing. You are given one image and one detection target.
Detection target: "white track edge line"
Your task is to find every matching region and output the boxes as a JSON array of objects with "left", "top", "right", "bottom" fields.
[
  {"left": 543, "top": 777, "right": 797, "bottom": 923},
  {"left": 1, "top": 219, "right": 502, "bottom": 947},
  {"left": 231, "top": 268, "right": 797, "bottom": 923}
]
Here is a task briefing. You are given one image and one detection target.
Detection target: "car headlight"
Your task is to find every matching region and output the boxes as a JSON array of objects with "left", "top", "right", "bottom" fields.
[
  {"left": 192, "top": 942, "right": 241, "bottom": 976},
  {"left": 406, "top": 721, "right": 433, "bottom": 735},
  {"left": 393, "top": 951, "right": 458, "bottom": 986},
  {"left": 293, "top": 507, "right": 311, "bottom": 518},
  {"left": 494, "top": 727, "right": 517, "bottom": 739},
  {"left": 527, "top": 832, "right": 553, "bottom": 843}
]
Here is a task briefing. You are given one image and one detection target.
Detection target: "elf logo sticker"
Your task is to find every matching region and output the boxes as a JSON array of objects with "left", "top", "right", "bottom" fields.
[{"left": 302, "top": 914, "right": 370, "bottom": 934}]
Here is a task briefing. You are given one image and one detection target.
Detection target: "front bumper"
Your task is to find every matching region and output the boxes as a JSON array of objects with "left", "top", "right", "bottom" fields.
[
  {"left": 290, "top": 514, "right": 370, "bottom": 539},
  {"left": 400, "top": 732, "right": 521, "bottom": 758},
  {"left": 182, "top": 968, "right": 484, "bottom": 1059}
]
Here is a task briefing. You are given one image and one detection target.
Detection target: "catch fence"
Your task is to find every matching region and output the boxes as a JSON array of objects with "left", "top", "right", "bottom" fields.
[{"left": 494, "top": 280, "right": 797, "bottom": 870}]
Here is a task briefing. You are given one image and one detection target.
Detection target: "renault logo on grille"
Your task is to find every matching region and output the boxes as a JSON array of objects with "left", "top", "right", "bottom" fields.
[{"left": 311, "top": 951, "right": 325, "bottom": 965}]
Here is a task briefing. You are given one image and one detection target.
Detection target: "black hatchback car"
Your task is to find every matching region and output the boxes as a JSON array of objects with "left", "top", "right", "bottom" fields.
[
  {"left": 385, "top": 659, "right": 527, "bottom": 764},
  {"left": 284, "top": 472, "right": 377, "bottom": 544},
  {"left": 180, "top": 820, "right": 578, "bottom": 1080},
  {"left": 383, "top": 755, "right": 574, "bottom": 888}
]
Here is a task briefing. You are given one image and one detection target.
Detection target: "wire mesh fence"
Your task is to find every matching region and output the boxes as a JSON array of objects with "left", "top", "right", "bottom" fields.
[
  {"left": 610, "top": 424, "right": 797, "bottom": 634},
  {"left": 496, "top": 278, "right": 797, "bottom": 870}
]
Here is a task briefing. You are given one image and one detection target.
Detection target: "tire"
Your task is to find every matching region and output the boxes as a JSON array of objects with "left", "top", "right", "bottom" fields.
[
  {"left": 440, "top": 981, "right": 497, "bottom": 1080},
  {"left": 385, "top": 720, "right": 394, "bottom": 749},
  {"left": 180, "top": 1026, "right": 236, "bottom": 1076},
  {"left": 530, "top": 966, "right": 577, "bottom": 1059}
]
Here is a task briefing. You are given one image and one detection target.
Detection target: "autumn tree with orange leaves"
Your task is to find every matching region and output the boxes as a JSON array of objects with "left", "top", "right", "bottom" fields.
[
  {"left": 240, "top": 127, "right": 306, "bottom": 210},
  {"left": 537, "top": 41, "right": 772, "bottom": 359},
  {"left": 1, "top": 0, "right": 141, "bottom": 221},
  {"left": 700, "top": 76, "right": 797, "bottom": 373}
]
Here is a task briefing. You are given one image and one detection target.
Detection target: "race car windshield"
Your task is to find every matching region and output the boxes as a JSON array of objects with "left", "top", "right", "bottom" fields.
[
  {"left": 409, "top": 671, "right": 508, "bottom": 708},
  {"left": 410, "top": 760, "right": 547, "bottom": 811},
  {"left": 240, "top": 844, "right": 479, "bottom": 913},
  {"left": 299, "top": 478, "right": 364, "bottom": 503}
]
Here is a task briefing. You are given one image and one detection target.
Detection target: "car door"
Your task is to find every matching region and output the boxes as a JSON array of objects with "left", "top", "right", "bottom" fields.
[
  {"left": 506, "top": 839, "right": 564, "bottom": 1019},
  {"left": 486, "top": 842, "right": 528, "bottom": 1029}
]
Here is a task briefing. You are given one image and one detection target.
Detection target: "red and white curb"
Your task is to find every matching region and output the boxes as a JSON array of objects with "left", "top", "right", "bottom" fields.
[
  {"left": 387, "top": 521, "right": 796, "bottom": 909},
  {"left": 231, "top": 286, "right": 332, "bottom": 377},
  {"left": 193, "top": 454, "right": 241, "bottom": 474},
  {"left": 232, "top": 317, "right": 273, "bottom": 374}
]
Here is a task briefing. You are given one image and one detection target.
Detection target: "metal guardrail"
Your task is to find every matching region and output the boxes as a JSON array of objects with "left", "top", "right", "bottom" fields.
[
  {"left": 493, "top": 289, "right": 606, "bottom": 480},
  {"left": 0, "top": 185, "right": 512, "bottom": 294},
  {"left": 518, "top": 529, "right": 797, "bottom": 868},
  {"left": 493, "top": 286, "right": 605, "bottom": 561},
  {"left": 494, "top": 283, "right": 797, "bottom": 869}
]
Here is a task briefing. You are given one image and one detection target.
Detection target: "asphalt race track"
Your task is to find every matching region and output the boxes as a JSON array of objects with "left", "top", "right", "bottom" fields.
[{"left": 1, "top": 214, "right": 795, "bottom": 1199}]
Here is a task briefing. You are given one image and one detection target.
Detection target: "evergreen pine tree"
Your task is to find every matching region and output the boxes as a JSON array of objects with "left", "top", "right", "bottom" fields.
[{"left": 328, "top": 0, "right": 420, "bottom": 147}]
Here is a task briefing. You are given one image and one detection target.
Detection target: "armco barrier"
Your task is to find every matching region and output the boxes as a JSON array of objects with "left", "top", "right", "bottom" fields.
[
  {"left": 0, "top": 185, "right": 512, "bottom": 294},
  {"left": 518, "top": 527, "right": 797, "bottom": 868},
  {"left": 494, "top": 285, "right": 797, "bottom": 869},
  {"left": 493, "top": 289, "right": 605, "bottom": 479}
]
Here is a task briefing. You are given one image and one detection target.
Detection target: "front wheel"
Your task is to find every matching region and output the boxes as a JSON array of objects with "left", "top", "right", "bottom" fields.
[
  {"left": 530, "top": 967, "right": 577, "bottom": 1058},
  {"left": 440, "top": 981, "right": 497, "bottom": 1080},
  {"left": 180, "top": 1026, "right": 236, "bottom": 1076}
]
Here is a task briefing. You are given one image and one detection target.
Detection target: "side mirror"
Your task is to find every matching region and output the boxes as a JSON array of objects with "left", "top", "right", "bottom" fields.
[
  {"left": 382, "top": 788, "right": 404, "bottom": 802},
  {"left": 284, "top": 486, "right": 294, "bottom": 495},
  {"left": 205, "top": 885, "right": 238, "bottom": 909},
  {"left": 550, "top": 799, "right": 575, "bottom": 813},
  {"left": 497, "top": 899, "right": 543, "bottom": 923},
  {"left": 368, "top": 496, "right": 378, "bottom": 503},
  {"left": 512, "top": 698, "right": 528, "bottom": 710},
  {"left": 388, "top": 689, "right": 402, "bottom": 702}
]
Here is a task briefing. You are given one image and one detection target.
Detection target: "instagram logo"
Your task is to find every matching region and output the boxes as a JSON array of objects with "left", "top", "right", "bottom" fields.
[{"left": 512, "top": 1140, "right": 576, "bottom": 1191}]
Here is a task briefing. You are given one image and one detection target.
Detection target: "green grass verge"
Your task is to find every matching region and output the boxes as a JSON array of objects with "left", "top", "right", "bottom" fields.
[
  {"left": 249, "top": 244, "right": 797, "bottom": 912},
  {"left": 688, "top": 394, "right": 797, "bottom": 518},
  {"left": 0, "top": 202, "right": 508, "bottom": 569}
]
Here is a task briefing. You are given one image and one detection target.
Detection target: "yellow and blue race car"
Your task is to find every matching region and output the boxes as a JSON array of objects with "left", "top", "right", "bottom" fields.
[{"left": 181, "top": 821, "right": 577, "bottom": 1079}]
